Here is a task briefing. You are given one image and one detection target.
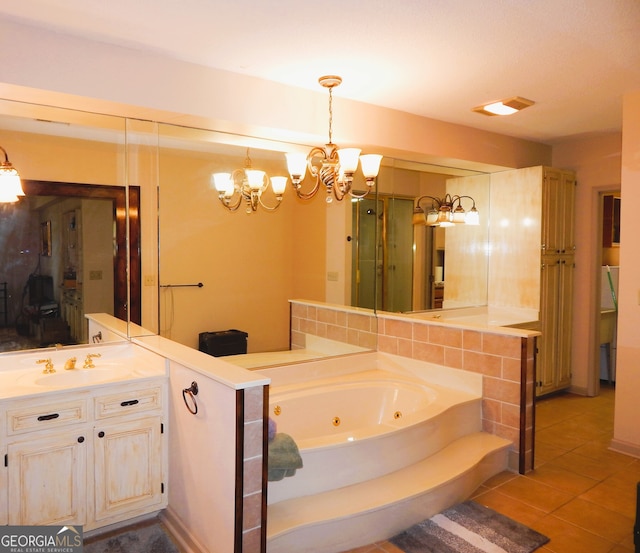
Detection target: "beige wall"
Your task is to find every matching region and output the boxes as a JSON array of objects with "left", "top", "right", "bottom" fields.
[
  {"left": 552, "top": 133, "right": 623, "bottom": 395},
  {"left": 444, "top": 174, "right": 492, "bottom": 308},
  {"left": 158, "top": 146, "right": 300, "bottom": 353},
  {"left": 0, "top": 128, "right": 123, "bottom": 186},
  {"left": 488, "top": 167, "right": 545, "bottom": 312},
  {"left": 611, "top": 91, "right": 640, "bottom": 454},
  {"left": 157, "top": 139, "right": 348, "bottom": 353}
]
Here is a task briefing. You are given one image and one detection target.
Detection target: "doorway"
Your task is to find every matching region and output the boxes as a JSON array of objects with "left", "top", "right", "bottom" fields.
[{"left": 598, "top": 191, "right": 620, "bottom": 386}]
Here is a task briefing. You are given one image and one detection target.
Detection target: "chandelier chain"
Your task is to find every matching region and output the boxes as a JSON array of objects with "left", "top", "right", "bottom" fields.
[{"left": 328, "top": 86, "right": 334, "bottom": 144}]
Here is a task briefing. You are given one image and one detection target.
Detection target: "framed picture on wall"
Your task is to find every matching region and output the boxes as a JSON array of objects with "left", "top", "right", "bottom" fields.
[{"left": 40, "top": 220, "right": 52, "bottom": 256}]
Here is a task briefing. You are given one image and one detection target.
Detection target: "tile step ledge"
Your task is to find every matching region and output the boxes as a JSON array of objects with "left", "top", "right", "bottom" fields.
[{"left": 267, "top": 432, "right": 511, "bottom": 553}]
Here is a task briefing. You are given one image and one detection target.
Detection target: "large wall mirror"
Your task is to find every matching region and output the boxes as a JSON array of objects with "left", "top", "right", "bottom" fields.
[
  {"left": 0, "top": 97, "right": 492, "bottom": 361},
  {"left": 156, "top": 124, "right": 350, "bottom": 355},
  {"left": 156, "top": 124, "right": 490, "bottom": 357},
  {"left": 0, "top": 100, "right": 139, "bottom": 353}
]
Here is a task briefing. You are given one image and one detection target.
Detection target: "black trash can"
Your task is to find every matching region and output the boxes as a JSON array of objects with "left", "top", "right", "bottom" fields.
[{"left": 199, "top": 329, "right": 248, "bottom": 357}]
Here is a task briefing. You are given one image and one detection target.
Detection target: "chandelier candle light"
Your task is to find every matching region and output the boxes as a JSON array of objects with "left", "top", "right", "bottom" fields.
[
  {"left": 0, "top": 145, "right": 25, "bottom": 203},
  {"left": 285, "top": 76, "right": 383, "bottom": 203},
  {"left": 413, "top": 194, "right": 479, "bottom": 227},
  {"left": 212, "top": 149, "right": 288, "bottom": 213}
]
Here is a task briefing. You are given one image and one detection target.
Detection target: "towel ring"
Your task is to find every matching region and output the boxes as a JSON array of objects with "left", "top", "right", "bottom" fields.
[{"left": 182, "top": 381, "right": 199, "bottom": 415}]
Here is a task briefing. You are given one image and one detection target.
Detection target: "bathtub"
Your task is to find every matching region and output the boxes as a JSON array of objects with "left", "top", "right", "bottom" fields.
[{"left": 266, "top": 363, "right": 482, "bottom": 505}]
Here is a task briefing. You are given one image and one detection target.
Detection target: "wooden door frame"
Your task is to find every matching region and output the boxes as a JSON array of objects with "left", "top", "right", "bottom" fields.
[{"left": 22, "top": 180, "right": 141, "bottom": 325}]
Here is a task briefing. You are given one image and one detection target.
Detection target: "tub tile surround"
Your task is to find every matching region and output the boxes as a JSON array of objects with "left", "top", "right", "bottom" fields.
[
  {"left": 290, "top": 301, "right": 378, "bottom": 351},
  {"left": 290, "top": 300, "right": 539, "bottom": 473}
]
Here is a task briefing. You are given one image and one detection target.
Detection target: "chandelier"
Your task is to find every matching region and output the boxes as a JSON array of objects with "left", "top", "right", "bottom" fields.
[
  {"left": 0, "top": 145, "right": 25, "bottom": 203},
  {"left": 212, "top": 149, "right": 288, "bottom": 213},
  {"left": 285, "top": 76, "right": 383, "bottom": 203},
  {"left": 412, "top": 194, "right": 479, "bottom": 227}
]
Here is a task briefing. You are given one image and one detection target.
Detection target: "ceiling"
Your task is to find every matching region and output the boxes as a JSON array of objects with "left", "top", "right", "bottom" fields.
[{"left": 1, "top": 0, "right": 640, "bottom": 144}]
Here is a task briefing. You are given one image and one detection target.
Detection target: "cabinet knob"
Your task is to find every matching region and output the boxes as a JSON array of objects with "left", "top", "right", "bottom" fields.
[
  {"left": 98, "top": 431, "right": 105, "bottom": 438},
  {"left": 77, "top": 436, "right": 85, "bottom": 443}
]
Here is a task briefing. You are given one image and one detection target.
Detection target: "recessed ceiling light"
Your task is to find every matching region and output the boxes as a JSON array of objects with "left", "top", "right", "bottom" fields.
[{"left": 473, "top": 96, "right": 535, "bottom": 116}]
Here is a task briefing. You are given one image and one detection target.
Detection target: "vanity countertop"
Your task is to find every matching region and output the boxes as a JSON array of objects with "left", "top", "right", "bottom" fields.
[{"left": 0, "top": 342, "right": 167, "bottom": 400}]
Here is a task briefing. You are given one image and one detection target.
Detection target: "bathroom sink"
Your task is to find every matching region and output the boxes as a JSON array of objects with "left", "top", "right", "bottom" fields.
[{"left": 32, "top": 368, "right": 133, "bottom": 387}]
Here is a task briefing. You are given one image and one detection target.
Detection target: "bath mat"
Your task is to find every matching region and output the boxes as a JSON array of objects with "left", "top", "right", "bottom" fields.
[
  {"left": 84, "top": 521, "right": 180, "bottom": 553},
  {"left": 390, "top": 500, "right": 549, "bottom": 553}
]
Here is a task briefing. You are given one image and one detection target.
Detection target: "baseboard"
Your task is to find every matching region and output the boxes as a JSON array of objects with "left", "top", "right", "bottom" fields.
[
  {"left": 160, "top": 507, "right": 206, "bottom": 553},
  {"left": 83, "top": 512, "right": 160, "bottom": 540},
  {"left": 568, "top": 384, "right": 589, "bottom": 396},
  {"left": 609, "top": 438, "right": 640, "bottom": 459}
]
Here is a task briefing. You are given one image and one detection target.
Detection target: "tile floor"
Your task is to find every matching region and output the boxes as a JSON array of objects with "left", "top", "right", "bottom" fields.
[{"left": 341, "top": 384, "right": 639, "bottom": 553}]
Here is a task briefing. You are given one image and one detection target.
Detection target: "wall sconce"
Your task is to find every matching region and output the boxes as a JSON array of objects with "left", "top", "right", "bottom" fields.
[
  {"left": 0, "top": 145, "right": 25, "bottom": 203},
  {"left": 212, "top": 149, "right": 288, "bottom": 213},
  {"left": 413, "top": 194, "right": 479, "bottom": 227},
  {"left": 285, "top": 76, "right": 383, "bottom": 203}
]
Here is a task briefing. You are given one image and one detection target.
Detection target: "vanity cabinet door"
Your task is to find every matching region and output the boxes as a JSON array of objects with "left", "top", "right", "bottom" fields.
[
  {"left": 7, "top": 431, "right": 87, "bottom": 526},
  {"left": 93, "top": 416, "right": 164, "bottom": 525}
]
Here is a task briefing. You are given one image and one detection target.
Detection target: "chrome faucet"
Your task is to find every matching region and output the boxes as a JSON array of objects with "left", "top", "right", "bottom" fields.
[
  {"left": 83, "top": 353, "right": 101, "bottom": 368},
  {"left": 37, "top": 358, "right": 55, "bottom": 374},
  {"left": 64, "top": 357, "right": 77, "bottom": 370}
]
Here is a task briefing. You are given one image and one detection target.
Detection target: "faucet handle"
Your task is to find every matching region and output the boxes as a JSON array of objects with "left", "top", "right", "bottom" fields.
[
  {"left": 37, "top": 358, "right": 55, "bottom": 374},
  {"left": 83, "top": 353, "right": 101, "bottom": 369}
]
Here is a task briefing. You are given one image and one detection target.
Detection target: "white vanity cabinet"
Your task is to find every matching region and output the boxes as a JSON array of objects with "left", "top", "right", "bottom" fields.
[
  {"left": 8, "top": 429, "right": 88, "bottom": 526},
  {"left": 5, "top": 396, "right": 89, "bottom": 526},
  {"left": 93, "top": 386, "right": 165, "bottom": 526},
  {"left": 1, "top": 378, "right": 167, "bottom": 531}
]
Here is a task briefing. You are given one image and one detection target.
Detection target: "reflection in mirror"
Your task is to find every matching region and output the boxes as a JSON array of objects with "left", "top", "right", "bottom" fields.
[
  {"left": 0, "top": 98, "right": 493, "bottom": 364},
  {"left": 0, "top": 101, "right": 133, "bottom": 354},
  {"left": 156, "top": 124, "right": 361, "bottom": 360},
  {"left": 353, "top": 160, "right": 490, "bottom": 313},
  {"left": 155, "top": 123, "right": 491, "bottom": 367}
]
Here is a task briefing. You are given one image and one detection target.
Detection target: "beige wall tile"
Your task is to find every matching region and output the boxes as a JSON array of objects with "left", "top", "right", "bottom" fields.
[{"left": 428, "top": 325, "right": 463, "bottom": 348}]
